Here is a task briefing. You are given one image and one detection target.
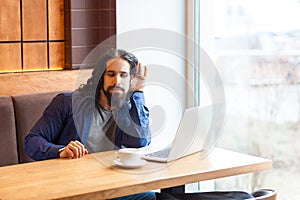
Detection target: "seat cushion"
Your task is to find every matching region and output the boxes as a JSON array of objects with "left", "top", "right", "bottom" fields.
[
  {"left": 0, "top": 96, "right": 18, "bottom": 166},
  {"left": 12, "top": 91, "right": 65, "bottom": 163},
  {"left": 156, "top": 191, "right": 254, "bottom": 200}
]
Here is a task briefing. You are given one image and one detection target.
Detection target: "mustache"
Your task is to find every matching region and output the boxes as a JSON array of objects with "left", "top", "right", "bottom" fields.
[{"left": 108, "top": 86, "right": 125, "bottom": 92}]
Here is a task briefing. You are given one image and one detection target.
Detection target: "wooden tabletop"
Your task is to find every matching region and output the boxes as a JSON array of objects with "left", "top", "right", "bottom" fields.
[{"left": 0, "top": 148, "right": 272, "bottom": 200}]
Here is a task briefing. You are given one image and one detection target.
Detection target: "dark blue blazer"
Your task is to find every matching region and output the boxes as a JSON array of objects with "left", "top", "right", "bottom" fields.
[{"left": 24, "top": 92, "right": 151, "bottom": 161}]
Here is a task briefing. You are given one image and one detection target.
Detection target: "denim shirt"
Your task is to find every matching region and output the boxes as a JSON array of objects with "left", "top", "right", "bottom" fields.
[{"left": 24, "top": 91, "right": 151, "bottom": 161}]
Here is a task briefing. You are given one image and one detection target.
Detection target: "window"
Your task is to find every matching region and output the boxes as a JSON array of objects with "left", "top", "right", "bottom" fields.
[{"left": 197, "top": 0, "right": 300, "bottom": 199}]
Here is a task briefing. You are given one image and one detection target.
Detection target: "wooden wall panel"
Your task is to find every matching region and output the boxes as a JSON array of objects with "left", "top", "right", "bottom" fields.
[
  {"left": 48, "top": 0, "right": 64, "bottom": 40},
  {"left": 22, "top": 0, "right": 47, "bottom": 41},
  {"left": 23, "top": 43, "right": 47, "bottom": 71},
  {"left": 0, "top": 44, "right": 21, "bottom": 72},
  {"left": 0, "top": 70, "right": 82, "bottom": 96},
  {"left": 49, "top": 42, "right": 64, "bottom": 70},
  {"left": 0, "top": 0, "right": 21, "bottom": 41}
]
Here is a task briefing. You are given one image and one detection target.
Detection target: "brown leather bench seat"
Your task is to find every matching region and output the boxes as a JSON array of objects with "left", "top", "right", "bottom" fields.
[
  {"left": 0, "top": 96, "right": 18, "bottom": 166},
  {"left": 0, "top": 91, "right": 66, "bottom": 166}
]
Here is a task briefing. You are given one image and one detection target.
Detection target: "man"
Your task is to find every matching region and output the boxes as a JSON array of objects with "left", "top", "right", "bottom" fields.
[{"left": 24, "top": 48, "right": 151, "bottom": 160}]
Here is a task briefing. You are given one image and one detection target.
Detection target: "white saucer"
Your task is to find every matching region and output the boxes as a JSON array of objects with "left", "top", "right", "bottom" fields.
[{"left": 113, "top": 159, "right": 147, "bottom": 169}]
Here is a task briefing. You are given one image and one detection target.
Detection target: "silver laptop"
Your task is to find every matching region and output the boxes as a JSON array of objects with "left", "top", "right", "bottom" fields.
[{"left": 141, "top": 104, "right": 214, "bottom": 163}]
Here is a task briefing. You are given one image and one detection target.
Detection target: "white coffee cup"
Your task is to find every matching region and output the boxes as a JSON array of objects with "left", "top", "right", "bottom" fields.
[{"left": 114, "top": 148, "right": 142, "bottom": 165}]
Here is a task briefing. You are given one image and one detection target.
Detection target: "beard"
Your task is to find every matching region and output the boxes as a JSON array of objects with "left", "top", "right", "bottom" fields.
[{"left": 103, "top": 86, "right": 127, "bottom": 110}]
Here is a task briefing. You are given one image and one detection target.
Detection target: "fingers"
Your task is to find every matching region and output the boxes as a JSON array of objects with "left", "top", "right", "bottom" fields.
[
  {"left": 130, "top": 63, "right": 147, "bottom": 92},
  {"left": 143, "top": 66, "right": 147, "bottom": 78},
  {"left": 68, "top": 141, "right": 83, "bottom": 158},
  {"left": 136, "top": 62, "right": 141, "bottom": 75},
  {"left": 143, "top": 65, "right": 147, "bottom": 77},
  {"left": 136, "top": 63, "right": 147, "bottom": 78},
  {"left": 61, "top": 140, "right": 89, "bottom": 159}
]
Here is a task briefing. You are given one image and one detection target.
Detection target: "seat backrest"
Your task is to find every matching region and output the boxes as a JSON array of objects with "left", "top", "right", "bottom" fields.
[
  {"left": 252, "top": 189, "right": 277, "bottom": 200},
  {"left": 0, "top": 96, "right": 18, "bottom": 166},
  {"left": 12, "top": 91, "right": 63, "bottom": 163}
]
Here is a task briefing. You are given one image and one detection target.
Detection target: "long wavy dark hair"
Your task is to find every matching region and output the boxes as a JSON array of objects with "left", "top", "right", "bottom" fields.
[{"left": 76, "top": 48, "right": 138, "bottom": 106}]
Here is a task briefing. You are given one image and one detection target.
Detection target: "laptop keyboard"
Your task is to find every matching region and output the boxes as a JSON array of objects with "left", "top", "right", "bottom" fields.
[{"left": 144, "top": 148, "right": 171, "bottom": 159}]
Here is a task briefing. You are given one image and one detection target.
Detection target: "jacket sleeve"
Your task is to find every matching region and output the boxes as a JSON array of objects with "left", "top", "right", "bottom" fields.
[
  {"left": 24, "top": 93, "right": 75, "bottom": 161},
  {"left": 114, "top": 91, "right": 151, "bottom": 148}
]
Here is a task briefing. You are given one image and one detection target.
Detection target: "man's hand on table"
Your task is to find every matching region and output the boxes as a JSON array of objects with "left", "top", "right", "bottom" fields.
[{"left": 59, "top": 140, "right": 89, "bottom": 159}]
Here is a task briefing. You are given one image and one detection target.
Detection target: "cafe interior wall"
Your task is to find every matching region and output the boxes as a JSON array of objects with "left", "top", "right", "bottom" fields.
[{"left": 117, "top": 0, "right": 188, "bottom": 147}]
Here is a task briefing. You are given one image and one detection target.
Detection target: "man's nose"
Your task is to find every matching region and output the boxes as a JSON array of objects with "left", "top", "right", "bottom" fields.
[{"left": 113, "top": 74, "right": 122, "bottom": 85}]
